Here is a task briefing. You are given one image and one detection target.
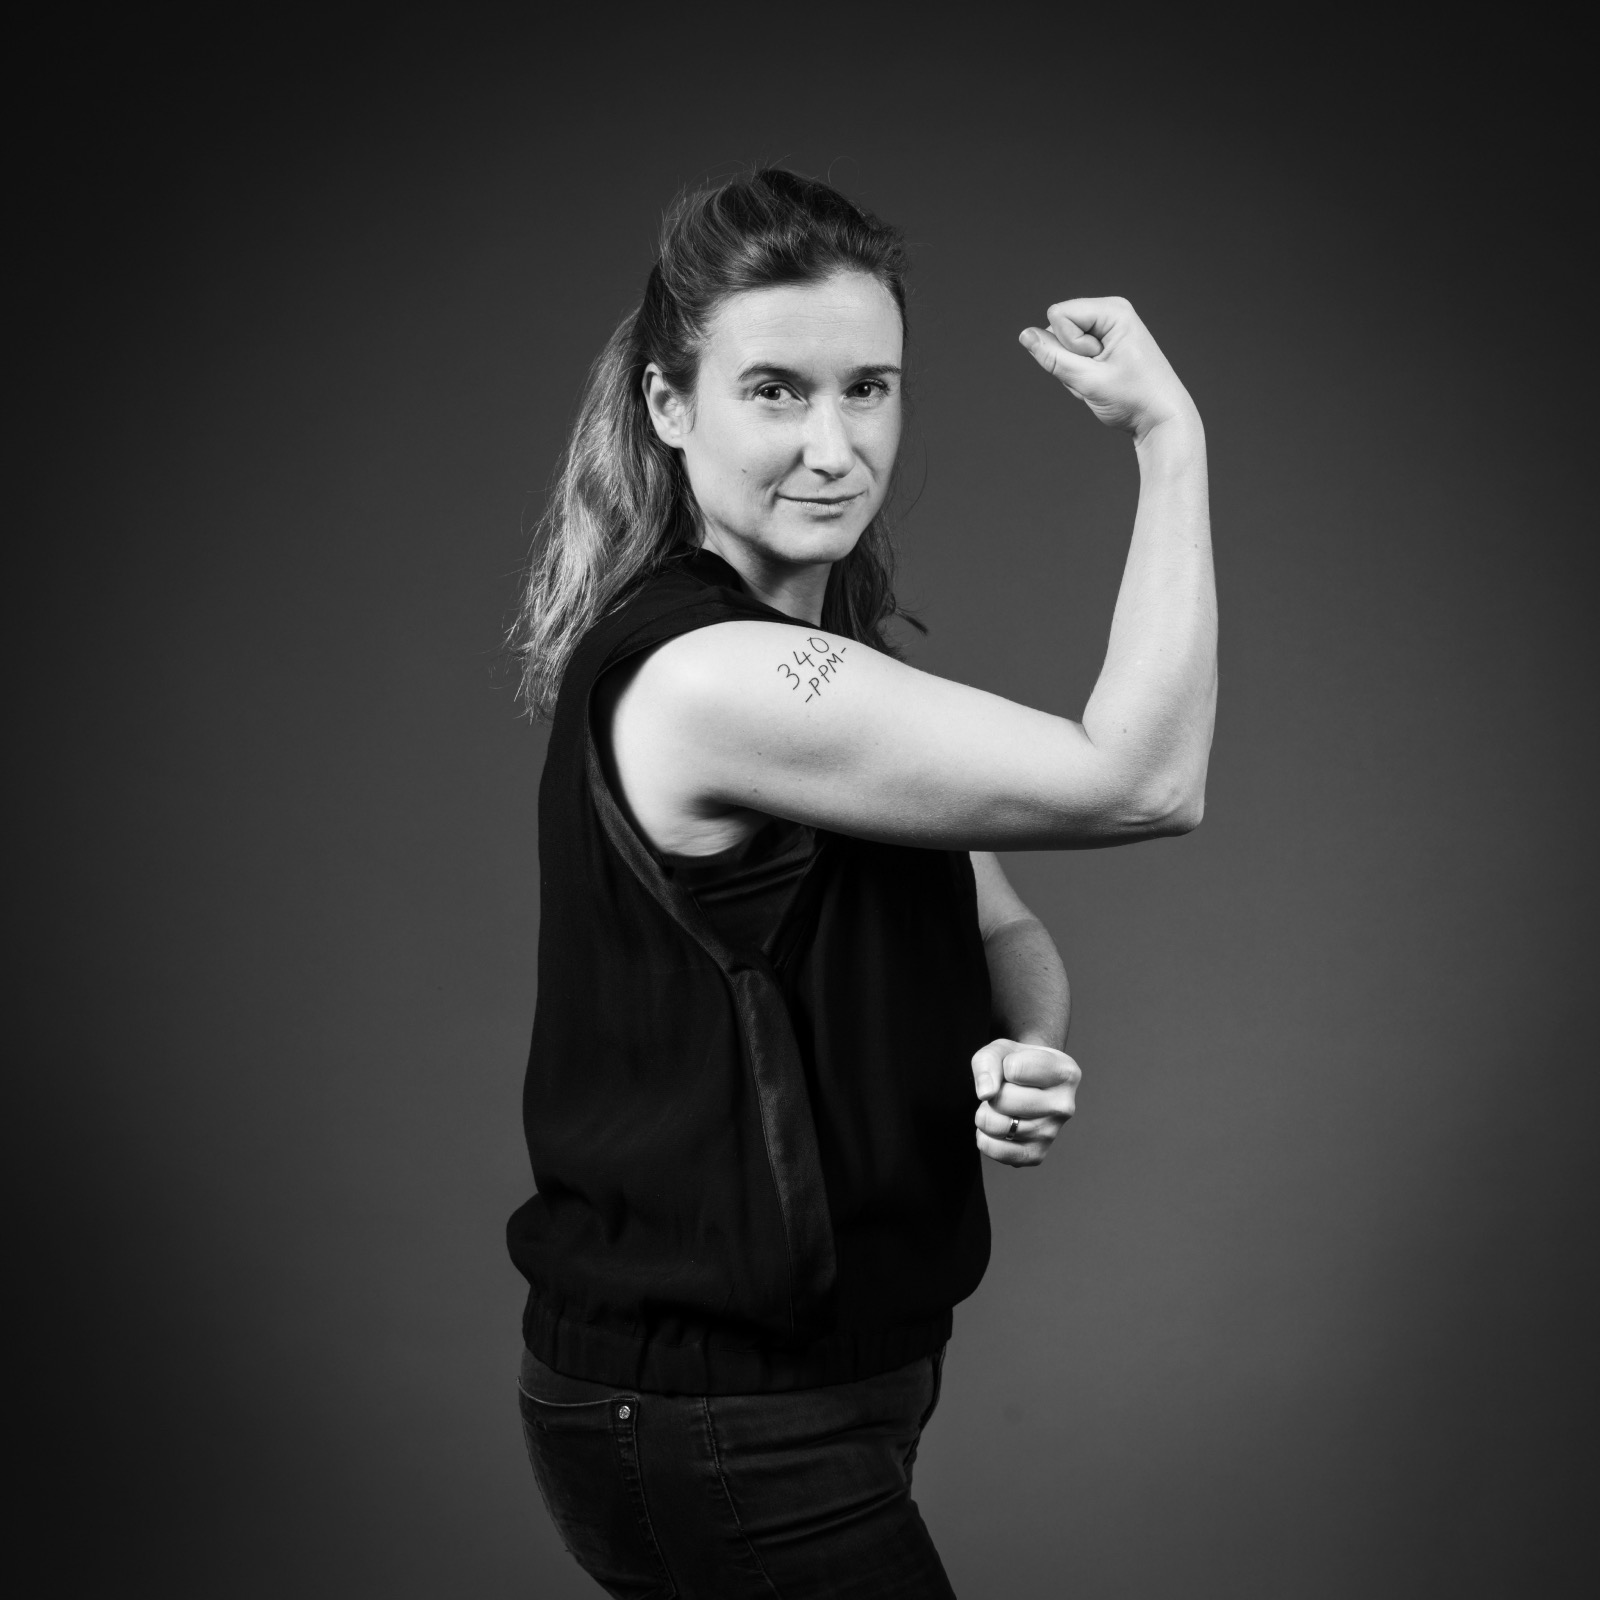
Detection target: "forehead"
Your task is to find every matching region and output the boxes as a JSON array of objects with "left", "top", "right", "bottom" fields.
[{"left": 701, "top": 271, "right": 903, "bottom": 371}]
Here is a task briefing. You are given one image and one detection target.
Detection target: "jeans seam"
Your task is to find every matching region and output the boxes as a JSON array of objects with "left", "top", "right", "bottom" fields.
[
  {"left": 917, "top": 1345, "right": 948, "bottom": 1434},
  {"left": 700, "top": 1398, "right": 784, "bottom": 1599},
  {"left": 613, "top": 1403, "right": 678, "bottom": 1599},
  {"left": 905, "top": 1345, "right": 947, "bottom": 1484}
]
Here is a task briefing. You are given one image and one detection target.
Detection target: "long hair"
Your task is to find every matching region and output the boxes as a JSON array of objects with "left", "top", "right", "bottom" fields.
[{"left": 511, "top": 168, "right": 917, "bottom": 719}]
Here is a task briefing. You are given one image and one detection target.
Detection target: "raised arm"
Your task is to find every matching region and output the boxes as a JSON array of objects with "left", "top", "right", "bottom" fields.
[
  {"left": 608, "top": 297, "right": 1215, "bottom": 854},
  {"left": 1025, "top": 297, "right": 1215, "bottom": 837}
]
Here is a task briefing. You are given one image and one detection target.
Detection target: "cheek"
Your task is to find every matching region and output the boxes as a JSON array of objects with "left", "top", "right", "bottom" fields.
[
  {"left": 860, "top": 409, "right": 902, "bottom": 471},
  {"left": 736, "top": 430, "right": 798, "bottom": 485},
  {"left": 697, "top": 413, "right": 791, "bottom": 491}
]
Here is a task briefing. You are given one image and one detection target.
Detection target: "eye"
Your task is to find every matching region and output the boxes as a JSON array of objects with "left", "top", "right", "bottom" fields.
[
  {"left": 753, "top": 382, "right": 795, "bottom": 403},
  {"left": 848, "top": 378, "right": 892, "bottom": 400}
]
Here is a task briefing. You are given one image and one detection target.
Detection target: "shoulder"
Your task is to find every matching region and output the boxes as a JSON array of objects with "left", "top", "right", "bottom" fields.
[
  {"left": 600, "top": 617, "right": 863, "bottom": 855},
  {"left": 571, "top": 555, "right": 780, "bottom": 681},
  {"left": 638, "top": 617, "right": 814, "bottom": 681},
  {"left": 624, "top": 618, "right": 877, "bottom": 733}
]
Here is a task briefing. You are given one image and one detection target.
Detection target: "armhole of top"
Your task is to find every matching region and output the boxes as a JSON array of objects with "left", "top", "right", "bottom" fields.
[
  {"left": 577, "top": 617, "right": 765, "bottom": 984},
  {"left": 588, "top": 641, "right": 666, "bottom": 861},
  {"left": 583, "top": 599, "right": 782, "bottom": 864}
]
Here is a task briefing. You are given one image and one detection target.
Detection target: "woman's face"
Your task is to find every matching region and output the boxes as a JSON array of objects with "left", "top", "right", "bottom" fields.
[{"left": 645, "top": 270, "right": 903, "bottom": 574}]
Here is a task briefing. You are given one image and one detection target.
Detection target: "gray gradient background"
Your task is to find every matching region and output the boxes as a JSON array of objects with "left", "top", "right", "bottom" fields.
[{"left": 16, "top": 8, "right": 1596, "bottom": 1597}]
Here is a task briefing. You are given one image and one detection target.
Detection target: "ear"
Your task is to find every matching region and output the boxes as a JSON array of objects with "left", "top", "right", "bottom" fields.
[{"left": 642, "top": 363, "right": 690, "bottom": 448}]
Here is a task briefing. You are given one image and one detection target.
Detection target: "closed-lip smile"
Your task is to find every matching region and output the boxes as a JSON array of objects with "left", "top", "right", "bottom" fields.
[{"left": 781, "top": 492, "right": 859, "bottom": 504}]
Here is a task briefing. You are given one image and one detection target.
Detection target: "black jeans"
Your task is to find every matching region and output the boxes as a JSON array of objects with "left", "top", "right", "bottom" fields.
[{"left": 518, "top": 1345, "right": 956, "bottom": 1599}]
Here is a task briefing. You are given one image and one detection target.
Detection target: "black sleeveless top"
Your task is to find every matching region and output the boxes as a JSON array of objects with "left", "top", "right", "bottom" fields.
[
  {"left": 662, "top": 818, "right": 817, "bottom": 953},
  {"left": 506, "top": 548, "right": 994, "bottom": 1393}
]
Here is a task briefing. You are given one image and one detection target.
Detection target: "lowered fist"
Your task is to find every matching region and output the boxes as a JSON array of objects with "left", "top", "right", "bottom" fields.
[{"left": 971, "top": 1038, "right": 1082, "bottom": 1169}]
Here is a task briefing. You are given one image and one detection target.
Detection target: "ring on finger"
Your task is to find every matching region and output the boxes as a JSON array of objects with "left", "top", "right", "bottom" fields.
[{"left": 1007, "top": 1116, "right": 1021, "bottom": 1140}]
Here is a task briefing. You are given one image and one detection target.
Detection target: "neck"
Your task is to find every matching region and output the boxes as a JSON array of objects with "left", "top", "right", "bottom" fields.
[{"left": 699, "top": 529, "right": 830, "bottom": 625}]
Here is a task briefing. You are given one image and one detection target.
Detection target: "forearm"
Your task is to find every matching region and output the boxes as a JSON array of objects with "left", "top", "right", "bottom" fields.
[
  {"left": 984, "top": 916, "right": 1070, "bottom": 1049},
  {"left": 1080, "top": 413, "right": 1217, "bottom": 825}
]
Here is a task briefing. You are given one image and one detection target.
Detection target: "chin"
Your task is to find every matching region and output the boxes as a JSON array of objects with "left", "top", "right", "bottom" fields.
[
  {"left": 769, "top": 512, "right": 874, "bottom": 566},
  {"left": 712, "top": 500, "right": 877, "bottom": 570}
]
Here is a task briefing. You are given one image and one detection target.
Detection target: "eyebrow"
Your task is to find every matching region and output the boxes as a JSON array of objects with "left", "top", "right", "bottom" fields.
[{"left": 736, "top": 362, "right": 902, "bottom": 384}]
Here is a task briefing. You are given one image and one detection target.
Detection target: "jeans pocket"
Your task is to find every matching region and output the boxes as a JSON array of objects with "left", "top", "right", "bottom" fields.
[{"left": 518, "top": 1388, "right": 674, "bottom": 1600}]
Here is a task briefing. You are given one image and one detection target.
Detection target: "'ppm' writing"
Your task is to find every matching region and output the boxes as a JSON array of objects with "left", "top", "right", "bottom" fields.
[{"left": 775, "top": 635, "right": 849, "bottom": 703}]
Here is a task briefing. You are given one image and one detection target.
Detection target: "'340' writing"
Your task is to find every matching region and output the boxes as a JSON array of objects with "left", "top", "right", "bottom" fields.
[{"left": 777, "top": 636, "right": 848, "bottom": 703}]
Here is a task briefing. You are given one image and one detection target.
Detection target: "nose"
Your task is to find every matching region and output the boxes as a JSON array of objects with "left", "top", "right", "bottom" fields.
[{"left": 801, "top": 399, "right": 854, "bottom": 479}]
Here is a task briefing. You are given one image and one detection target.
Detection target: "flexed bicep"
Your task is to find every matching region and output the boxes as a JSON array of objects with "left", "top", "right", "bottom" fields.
[{"left": 610, "top": 620, "right": 1173, "bottom": 853}]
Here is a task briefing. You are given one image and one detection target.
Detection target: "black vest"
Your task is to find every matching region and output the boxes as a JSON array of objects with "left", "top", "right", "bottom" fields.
[{"left": 507, "top": 549, "right": 993, "bottom": 1393}]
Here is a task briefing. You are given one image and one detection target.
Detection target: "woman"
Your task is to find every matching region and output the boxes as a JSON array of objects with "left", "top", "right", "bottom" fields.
[{"left": 507, "top": 169, "right": 1214, "bottom": 1599}]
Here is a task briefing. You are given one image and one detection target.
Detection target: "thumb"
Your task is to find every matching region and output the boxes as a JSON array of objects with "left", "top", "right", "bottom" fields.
[{"left": 971, "top": 1039, "right": 1013, "bottom": 1101}]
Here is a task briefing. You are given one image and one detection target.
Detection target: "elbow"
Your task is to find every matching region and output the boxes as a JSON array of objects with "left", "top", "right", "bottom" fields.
[
  {"left": 1120, "top": 777, "right": 1205, "bottom": 839},
  {"left": 1161, "top": 790, "right": 1205, "bottom": 836}
]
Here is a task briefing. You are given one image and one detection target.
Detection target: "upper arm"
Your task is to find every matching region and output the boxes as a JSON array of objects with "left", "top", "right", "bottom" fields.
[{"left": 610, "top": 619, "right": 1191, "bottom": 852}]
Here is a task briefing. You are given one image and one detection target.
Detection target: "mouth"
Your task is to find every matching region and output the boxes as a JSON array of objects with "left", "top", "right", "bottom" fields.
[{"left": 779, "top": 492, "right": 861, "bottom": 506}]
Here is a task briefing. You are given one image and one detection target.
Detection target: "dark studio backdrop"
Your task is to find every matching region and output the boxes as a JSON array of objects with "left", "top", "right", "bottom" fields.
[{"left": 15, "top": 7, "right": 1596, "bottom": 1596}]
